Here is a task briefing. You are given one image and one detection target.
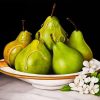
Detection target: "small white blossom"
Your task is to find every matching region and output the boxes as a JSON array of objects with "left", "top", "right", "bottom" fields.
[
  {"left": 84, "top": 77, "right": 91, "bottom": 83},
  {"left": 83, "top": 61, "right": 89, "bottom": 67},
  {"left": 89, "top": 84, "right": 99, "bottom": 94},
  {"left": 84, "top": 88, "right": 89, "bottom": 94},
  {"left": 91, "top": 65, "right": 97, "bottom": 69},
  {"left": 78, "top": 74, "right": 87, "bottom": 79},
  {"left": 94, "top": 84, "right": 99, "bottom": 89},
  {"left": 77, "top": 86, "right": 83, "bottom": 92},
  {"left": 89, "top": 82, "right": 95, "bottom": 90},
  {"left": 71, "top": 87, "right": 78, "bottom": 91},
  {"left": 89, "top": 68, "right": 95, "bottom": 73},
  {"left": 89, "top": 60, "right": 94, "bottom": 67},
  {"left": 90, "top": 89, "right": 95, "bottom": 94},
  {"left": 82, "top": 59, "right": 100, "bottom": 74},
  {"left": 82, "top": 84, "right": 87, "bottom": 90},
  {"left": 94, "top": 88, "right": 99, "bottom": 94},
  {"left": 69, "top": 83, "right": 75, "bottom": 87},
  {"left": 93, "top": 59, "right": 100, "bottom": 66},
  {"left": 90, "top": 77, "right": 99, "bottom": 83},
  {"left": 78, "top": 80, "right": 84, "bottom": 87},
  {"left": 74, "top": 77, "right": 80, "bottom": 85}
]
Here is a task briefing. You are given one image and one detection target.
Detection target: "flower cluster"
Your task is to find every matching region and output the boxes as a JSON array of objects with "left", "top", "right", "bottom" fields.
[
  {"left": 69, "top": 75, "right": 99, "bottom": 94},
  {"left": 61, "top": 58, "right": 100, "bottom": 95},
  {"left": 82, "top": 59, "right": 100, "bottom": 74},
  {"left": 69, "top": 58, "right": 100, "bottom": 95}
]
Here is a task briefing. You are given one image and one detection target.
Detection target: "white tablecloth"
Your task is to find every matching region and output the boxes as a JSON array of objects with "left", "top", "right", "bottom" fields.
[{"left": 0, "top": 74, "right": 100, "bottom": 100}]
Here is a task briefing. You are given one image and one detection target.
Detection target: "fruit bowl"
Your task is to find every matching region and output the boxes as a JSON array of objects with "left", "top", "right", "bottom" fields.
[{"left": 0, "top": 59, "right": 80, "bottom": 90}]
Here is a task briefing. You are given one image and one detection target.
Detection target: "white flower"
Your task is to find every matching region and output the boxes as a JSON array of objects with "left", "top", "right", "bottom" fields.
[
  {"left": 89, "top": 82, "right": 94, "bottom": 90},
  {"left": 69, "top": 83, "right": 75, "bottom": 87},
  {"left": 81, "top": 67, "right": 89, "bottom": 74},
  {"left": 74, "top": 77, "right": 80, "bottom": 85},
  {"left": 78, "top": 79, "right": 84, "bottom": 87},
  {"left": 71, "top": 87, "right": 78, "bottom": 91},
  {"left": 78, "top": 74, "right": 87, "bottom": 79},
  {"left": 82, "top": 84, "right": 87, "bottom": 90},
  {"left": 69, "top": 75, "right": 85, "bottom": 91},
  {"left": 90, "top": 90, "right": 95, "bottom": 94},
  {"left": 77, "top": 86, "right": 83, "bottom": 92},
  {"left": 84, "top": 88, "right": 89, "bottom": 94},
  {"left": 83, "top": 61, "right": 89, "bottom": 67},
  {"left": 90, "top": 77, "right": 99, "bottom": 83},
  {"left": 84, "top": 77, "right": 91, "bottom": 83},
  {"left": 92, "top": 59, "right": 100, "bottom": 66},
  {"left": 68, "top": 58, "right": 100, "bottom": 95},
  {"left": 82, "top": 59, "right": 100, "bottom": 74},
  {"left": 89, "top": 68, "right": 95, "bottom": 73},
  {"left": 89, "top": 84, "right": 99, "bottom": 94},
  {"left": 89, "top": 60, "right": 94, "bottom": 67},
  {"left": 94, "top": 88, "right": 99, "bottom": 94},
  {"left": 91, "top": 65, "right": 97, "bottom": 69}
]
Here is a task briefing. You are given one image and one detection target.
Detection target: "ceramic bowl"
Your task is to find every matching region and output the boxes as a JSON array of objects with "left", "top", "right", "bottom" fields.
[{"left": 0, "top": 59, "right": 80, "bottom": 90}]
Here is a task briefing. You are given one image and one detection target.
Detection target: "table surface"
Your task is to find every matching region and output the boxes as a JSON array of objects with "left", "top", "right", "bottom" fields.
[{"left": 0, "top": 74, "right": 100, "bottom": 100}]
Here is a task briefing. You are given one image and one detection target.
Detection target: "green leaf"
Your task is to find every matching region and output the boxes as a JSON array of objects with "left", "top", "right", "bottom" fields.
[
  {"left": 95, "top": 90, "right": 100, "bottom": 96},
  {"left": 91, "top": 72, "right": 98, "bottom": 77},
  {"left": 97, "top": 73, "right": 100, "bottom": 81},
  {"left": 60, "top": 85, "right": 71, "bottom": 91}
]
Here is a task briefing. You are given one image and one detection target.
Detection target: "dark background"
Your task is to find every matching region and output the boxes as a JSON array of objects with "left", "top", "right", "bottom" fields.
[{"left": 0, "top": 0, "right": 100, "bottom": 60}]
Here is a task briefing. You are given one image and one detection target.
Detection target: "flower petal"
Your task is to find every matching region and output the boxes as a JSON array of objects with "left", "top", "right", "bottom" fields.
[
  {"left": 69, "top": 83, "right": 75, "bottom": 88},
  {"left": 77, "top": 86, "right": 83, "bottom": 92},
  {"left": 71, "top": 87, "right": 78, "bottom": 91},
  {"left": 89, "top": 68, "right": 95, "bottom": 73},
  {"left": 93, "top": 84, "right": 99, "bottom": 89},
  {"left": 89, "top": 60, "right": 94, "bottom": 67},
  {"left": 83, "top": 61, "right": 89, "bottom": 67},
  {"left": 79, "top": 80, "right": 84, "bottom": 87},
  {"left": 84, "top": 88, "right": 89, "bottom": 94},
  {"left": 74, "top": 77, "right": 80, "bottom": 84},
  {"left": 94, "top": 88, "right": 99, "bottom": 93},
  {"left": 90, "top": 90, "right": 95, "bottom": 94},
  {"left": 84, "top": 77, "right": 91, "bottom": 83}
]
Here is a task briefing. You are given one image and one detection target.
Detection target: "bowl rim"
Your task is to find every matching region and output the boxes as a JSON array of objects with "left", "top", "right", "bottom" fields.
[{"left": 0, "top": 59, "right": 80, "bottom": 80}]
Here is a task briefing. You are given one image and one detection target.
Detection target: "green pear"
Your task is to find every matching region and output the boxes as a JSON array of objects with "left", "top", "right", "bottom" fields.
[
  {"left": 53, "top": 42, "right": 84, "bottom": 74},
  {"left": 3, "top": 30, "right": 32, "bottom": 67},
  {"left": 15, "top": 39, "right": 51, "bottom": 74},
  {"left": 35, "top": 16, "right": 67, "bottom": 50},
  {"left": 68, "top": 30, "right": 93, "bottom": 60}
]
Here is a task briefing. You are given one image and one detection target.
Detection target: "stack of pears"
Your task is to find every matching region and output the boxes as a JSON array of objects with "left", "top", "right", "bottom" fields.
[{"left": 3, "top": 5, "right": 93, "bottom": 74}]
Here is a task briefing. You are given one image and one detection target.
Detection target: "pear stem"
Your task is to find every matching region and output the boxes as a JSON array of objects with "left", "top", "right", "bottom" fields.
[
  {"left": 51, "top": 3, "right": 56, "bottom": 17},
  {"left": 22, "top": 19, "right": 25, "bottom": 31},
  {"left": 50, "top": 34, "right": 56, "bottom": 44},
  {"left": 37, "top": 32, "right": 40, "bottom": 40},
  {"left": 66, "top": 18, "right": 78, "bottom": 30}
]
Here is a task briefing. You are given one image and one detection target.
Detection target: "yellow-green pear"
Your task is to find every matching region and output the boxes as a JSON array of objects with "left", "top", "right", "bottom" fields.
[
  {"left": 35, "top": 16, "right": 67, "bottom": 50},
  {"left": 67, "top": 18, "right": 93, "bottom": 60},
  {"left": 68, "top": 30, "right": 93, "bottom": 60},
  {"left": 53, "top": 41, "right": 84, "bottom": 74},
  {"left": 3, "top": 30, "right": 32, "bottom": 67},
  {"left": 15, "top": 39, "right": 51, "bottom": 74}
]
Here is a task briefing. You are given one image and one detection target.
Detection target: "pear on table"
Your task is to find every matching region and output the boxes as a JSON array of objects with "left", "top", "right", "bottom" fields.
[{"left": 15, "top": 39, "right": 52, "bottom": 74}]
